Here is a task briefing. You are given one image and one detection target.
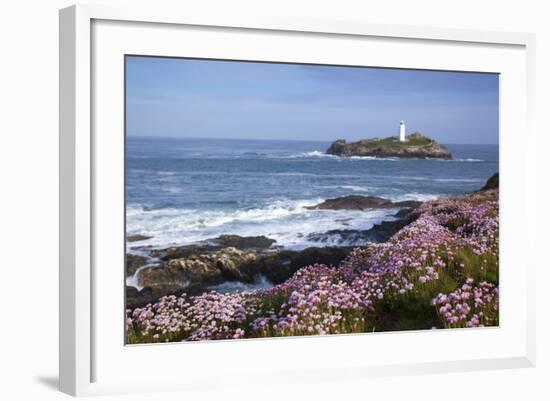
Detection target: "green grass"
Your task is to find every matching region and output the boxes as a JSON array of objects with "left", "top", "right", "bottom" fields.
[
  {"left": 358, "top": 136, "right": 433, "bottom": 149},
  {"left": 451, "top": 247, "right": 499, "bottom": 285},
  {"left": 365, "top": 240, "right": 499, "bottom": 332},
  {"left": 368, "top": 268, "right": 460, "bottom": 331}
]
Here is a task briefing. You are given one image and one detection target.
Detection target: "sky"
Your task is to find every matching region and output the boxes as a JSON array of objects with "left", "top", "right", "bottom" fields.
[{"left": 126, "top": 56, "right": 499, "bottom": 145}]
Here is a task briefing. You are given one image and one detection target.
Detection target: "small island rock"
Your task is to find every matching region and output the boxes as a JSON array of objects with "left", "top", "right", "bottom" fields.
[{"left": 326, "top": 132, "right": 452, "bottom": 159}]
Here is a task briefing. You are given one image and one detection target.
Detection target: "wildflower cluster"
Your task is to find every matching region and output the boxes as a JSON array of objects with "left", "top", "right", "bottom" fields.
[
  {"left": 432, "top": 279, "right": 499, "bottom": 328},
  {"left": 127, "top": 291, "right": 259, "bottom": 342},
  {"left": 127, "top": 295, "right": 192, "bottom": 343},
  {"left": 250, "top": 264, "right": 372, "bottom": 337},
  {"left": 127, "top": 189, "right": 499, "bottom": 343}
]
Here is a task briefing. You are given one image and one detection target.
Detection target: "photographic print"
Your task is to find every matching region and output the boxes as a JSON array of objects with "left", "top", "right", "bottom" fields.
[{"left": 125, "top": 56, "right": 499, "bottom": 344}]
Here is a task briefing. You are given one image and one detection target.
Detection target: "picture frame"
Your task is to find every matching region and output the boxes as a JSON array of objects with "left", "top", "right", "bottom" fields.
[{"left": 59, "top": 3, "right": 536, "bottom": 396}]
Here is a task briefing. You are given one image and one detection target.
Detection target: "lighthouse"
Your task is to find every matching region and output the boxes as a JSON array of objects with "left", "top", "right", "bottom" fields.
[{"left": 399, "top": 120, "right": 406, "bottom": 142}]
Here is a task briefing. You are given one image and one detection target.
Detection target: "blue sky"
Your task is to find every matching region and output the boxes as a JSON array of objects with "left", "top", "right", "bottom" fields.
[{"left": 126, "top": 56, "right": 499, "bottom": 144}]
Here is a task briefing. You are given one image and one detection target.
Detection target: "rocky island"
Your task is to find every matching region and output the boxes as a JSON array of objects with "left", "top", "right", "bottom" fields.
[{"left": 326, "top": 132, "right": 452, "bottom": 159}]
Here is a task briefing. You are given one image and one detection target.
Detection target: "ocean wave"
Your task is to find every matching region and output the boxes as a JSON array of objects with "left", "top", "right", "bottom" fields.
[
  {"left": 393, "top": 193, "right": 440, "bottom": 202},
  {"left": 317, "top": 185, "right": 369, "bottom": 192},
  {"left": 434, "top": 158, "right": 485, "bottom": 162},
  {"left": 241, "top": 152, "right": 268, "bottom": 157},
  {"left": 127, "top": 198, "right": 323, "bottom": 228},
  {"left": 131, "top": 153, "right": 487, "bottom": 163},
  {"left": 271, "top": 172, "right": 318, "bottom": 177},
  {"left": 126, "top": 198, "right": 399, "bottom": 250},
  {"left": 433, "top": 178, "right": 484, "bottom": 183},
  {"left": 272, "top": 151, "right": 339, "bottom": 159},
  {"left": 275, "top": 154, "right": 484, "bottom": 162},
  {"left": 161, "top": 186, "right": 183, "bottom": 193},
  {"left": 341, "top": 185, "right": 370, "bottom": 191},
  {"left": 349, "top": 155, "right": 398, "bottom": 161},
  {"left": 387, "top": 175, "right": 483, "bottom": 183},
  {"left": 273, "top": 151, "right": 399, "bottom": 161}
]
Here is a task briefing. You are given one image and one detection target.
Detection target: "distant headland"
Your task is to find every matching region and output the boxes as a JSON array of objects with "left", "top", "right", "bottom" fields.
[{"left": 326, "top": 132, "right": 453, "bottom": 160}]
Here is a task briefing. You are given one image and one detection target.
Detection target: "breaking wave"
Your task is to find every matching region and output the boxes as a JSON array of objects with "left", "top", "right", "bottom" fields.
[
  {"left": 126, "top": 198, "right": 405, "bottom": 250},
  {"left": 434, "top": 158, "right": 485, "bottom": 162}
]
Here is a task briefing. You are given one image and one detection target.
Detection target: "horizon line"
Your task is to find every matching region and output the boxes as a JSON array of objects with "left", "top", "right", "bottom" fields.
[{"left": 126, "top": 134, "right": 498, "bottom": 146}]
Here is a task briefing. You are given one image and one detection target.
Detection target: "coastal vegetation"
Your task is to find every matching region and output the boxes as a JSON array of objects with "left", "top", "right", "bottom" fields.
[{"left": 126, "top": 183, "right": 499, "bottom": 343}]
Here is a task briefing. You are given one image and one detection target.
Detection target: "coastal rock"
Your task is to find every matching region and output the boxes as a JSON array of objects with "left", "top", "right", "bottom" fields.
[
  {"left": 150, "top": 246, "right": 210, "bottom": 261},
  {"left": 213, "top": 247, "right": 257, "bottom": 281},
  {"left": 207, "top": 234, "right": 276, "bottom": 249},
  {"left": 306, "top": 195, "right": 421, "bottom": 211},
  {"left": 126, "top": 286, "right": 142, "bottom": 308},
  {"left": 326, "top": 132, "right": 452, "bottom": 159},
  {"left": 127, "top": 234, "right": 152, "bottom": 242},
  {"left": 150, "top": 235, "right": 276, "bottom": 260},
  {"left": 132, "top": 244, "right": 354, "bottom": 301},
  {"left": 361, "top": 210, "right": 419, "bottom": 242},
  {"left": 481, "top": 173, "right": 499, "bottom": 191},
  {"left": 126, "top": 285, "right": 186, "bottom": 309},
  {"left": 240, "top": 247, "right": 353, "bottom": 284},
  {"left": 307, "top": 208, "right": 419, "bottom": 245},
  {"left": 326, "top": 139, "right": 348, "bottom": 155},
  {"left": 126, "top": 254, "right": 148, "bottom": 277},
  {"left": 138, "top": 247, "right": 257, "bottom": 291}
]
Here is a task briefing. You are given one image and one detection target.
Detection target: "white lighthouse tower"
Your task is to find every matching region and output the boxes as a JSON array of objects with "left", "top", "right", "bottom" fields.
[{"left": 399, "top": 120, "right": 406, "bottom": 142}]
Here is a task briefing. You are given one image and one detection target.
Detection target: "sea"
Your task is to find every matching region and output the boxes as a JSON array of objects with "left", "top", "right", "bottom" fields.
[{"left": 126, "top": 137, "right": 498, "bottom": 251}]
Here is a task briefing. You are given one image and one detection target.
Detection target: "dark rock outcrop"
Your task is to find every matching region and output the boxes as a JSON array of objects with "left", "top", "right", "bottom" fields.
[
  {"left": 326, "top": 139, "right": 348, "bottom": 155},
  {"left": 362, "top": 209, "right": 419, "bottom": 242},
  {"left": 139, "top": 247, "right": 257, "bottom": 290},
  {"left": 306, "top": 195, "right": 421, "bottom": 211},
  {"left": 149, "top": 235, "right": 276, "bottom": 261},
  {"left": 240, "top": 247, "right": 353, "bottom": 285},
  {"left": 481, "top": 173, "right": 499, "bottom": 191},
  {"left": 326, "top": 132, "right": 452, "bottom": 159},
  {"left": 127, "top": 234, "right": 152, "bottom": 242},
  {"left": 126, "top": 254, "right": 148, "bottom": 277},
  {"left": 207, "top": 234, "right": 276, "bottom": 249},
  {"left": 307, "top": 208, "right": 419, "bottom": 245},
  {"left": 132, "top": 244, "right": 355, "bottom": 300},
  {"left": 126, "top": 285, "right": 187, "bottom": 309}
]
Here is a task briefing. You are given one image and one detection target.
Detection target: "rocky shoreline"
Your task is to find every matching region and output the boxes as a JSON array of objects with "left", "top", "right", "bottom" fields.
[
  {"left": 326, "top": 132, "right": 452, "bottom": 159},
  {"left": 126, "top": 241, "right": 358, "bottom": 308},
  {"left": 126, "top": 195, "right": 421, "bottom": 308},
  {"left": 126, "top": 172, "right": 499, "bottom": 310},
  {"left": 126, "top": 174, "right": 500, "bottom": 343}
]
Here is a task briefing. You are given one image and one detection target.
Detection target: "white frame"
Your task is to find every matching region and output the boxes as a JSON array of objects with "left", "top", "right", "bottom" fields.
[{"left": 59, "top": 4, "right": 536, "bottom": 397}]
